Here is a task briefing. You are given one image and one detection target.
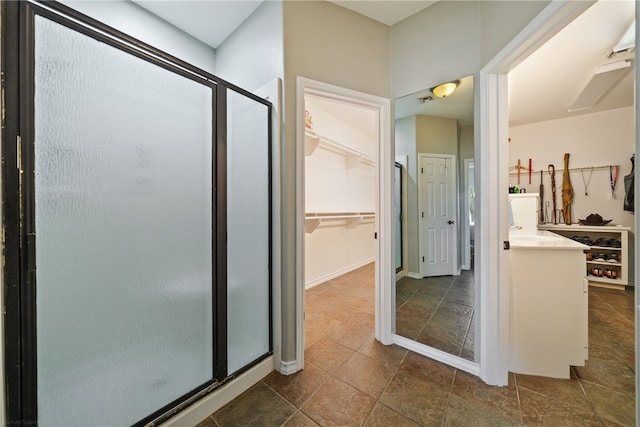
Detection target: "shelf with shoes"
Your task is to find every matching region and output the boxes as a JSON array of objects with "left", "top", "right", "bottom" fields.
[{"left": 539, "top": 223, "right": 630, "bottom": 289}]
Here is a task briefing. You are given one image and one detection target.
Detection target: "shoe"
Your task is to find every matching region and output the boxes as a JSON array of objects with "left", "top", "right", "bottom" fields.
[
  {"left": 606, "top": 253, "right": 619, "bottom": 263},
  {"left": 609, "top": 239, "right": 621, "bottom": 248},
  {"left": 592, "top": 238, "right": 610, "bottom": 247},
  {"left": 593, "top": 253, "right": 607, "bottom": 262}
]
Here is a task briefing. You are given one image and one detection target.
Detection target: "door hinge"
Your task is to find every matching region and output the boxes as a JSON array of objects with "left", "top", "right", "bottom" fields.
[
  {"left": 421, "top": 212, "right": 424, "bottom": 218},
  {"left": 422, "top": 256, "right": 425, "bottom": 262},
  {"left": 374, "top": 232, "right": 378, "bottom": 239},
  {"left": 503, "top": 241, "right": 510, "bottom": 250},
  {"left": 421, "top": 167, "right": 423, "bottom": 174}
]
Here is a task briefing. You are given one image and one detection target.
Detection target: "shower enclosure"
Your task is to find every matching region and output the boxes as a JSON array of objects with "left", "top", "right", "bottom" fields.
[{"left": 2, "top": 2, "right": 272, "bottom": 425}]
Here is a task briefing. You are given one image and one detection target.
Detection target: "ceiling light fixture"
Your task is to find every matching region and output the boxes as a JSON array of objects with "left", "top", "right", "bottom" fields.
[{"left": 430, "top": 80, "right": 459, "bottom": 98}]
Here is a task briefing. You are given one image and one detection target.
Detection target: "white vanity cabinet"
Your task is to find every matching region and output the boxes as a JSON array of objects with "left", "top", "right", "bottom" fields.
[
  {"left": 509, "top": 231, "right": 588, "bottom": 378},
  {"left": 539, "top": 224, "right": 630, "bottom": 289}
]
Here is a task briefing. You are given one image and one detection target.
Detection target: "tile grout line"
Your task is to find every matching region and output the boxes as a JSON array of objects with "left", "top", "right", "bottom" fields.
[{"left": 511, "top": 373, "right": 525, "bottom": 426}]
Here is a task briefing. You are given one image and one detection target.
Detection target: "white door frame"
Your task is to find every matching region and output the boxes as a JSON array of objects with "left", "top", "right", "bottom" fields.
[
  {"left": 417, "top": 153, "right": 457, "bottom": 277},
  {"left": 478, "top": 1, "right": 595, "bottom": 386},
  {"left": 295, "top": 77, "right": 393, "bottom": 371},
  {"left": 462, "top": 158, "right": 474, "bottom": 271}
]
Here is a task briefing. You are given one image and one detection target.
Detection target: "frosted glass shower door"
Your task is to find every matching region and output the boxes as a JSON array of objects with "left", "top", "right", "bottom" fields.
[
  {"left": 34, "top": 16, "right": 214, "bottom": 426},
  {"left": 226, "top": 89, "right": 271, "bottom": 374}
]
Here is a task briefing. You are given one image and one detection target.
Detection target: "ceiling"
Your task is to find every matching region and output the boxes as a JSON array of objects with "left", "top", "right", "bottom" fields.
[
  {"left": 509, "top": 0, "right": 635, "bottom": 127},
  {"left": 132, "top": 0, "right": 264, "bottom": 48},
  {"left": 131, "top": 0, "right": 634, "bottom": 126}
]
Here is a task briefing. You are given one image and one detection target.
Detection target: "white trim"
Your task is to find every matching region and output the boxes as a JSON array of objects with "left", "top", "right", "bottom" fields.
[
  {"left": 462, "top": 158, "right": 474, "bottom": 271},
  {"left": 296, "top": 77, "right": 394, "bottom": 369},
  {"left": 395, "top": 155, "right": 409, "bottom": 281},
  {"left": 417, "top": 153, "right": 458, "bottom": 277},
  {"left": 278, "top": 359, "right": 298, "bottom": 376},
  {"left": 407, "top": 272, "right": 422, "bottom": 279},
  {"left": 478, "top": 1, "right": 595, "bottom": 386},
  {"left": 253, "top": 77, "right": 283, "bottom": 380},
  {"left": 635, "top": 2, "right": 640, "bottom": 417},
  {"left": 161, "top": 357, "right": 275, "bottom": 426},
  {"left": 305, "top": 258, "right": 375, "bottom": 289},
  {"left": 392, "top": 335, "right": 479, "bottom": 377}
]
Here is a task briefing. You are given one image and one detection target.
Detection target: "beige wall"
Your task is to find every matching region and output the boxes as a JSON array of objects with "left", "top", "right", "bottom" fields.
[
  {"left": 459, "top": 125, "right": 474, "bottom": 162},
  {"left": 391, "top": 1, "right": 549, "bottom": 98},
  {"left": 281, "top": 0, "right": 391, "bottom": 362},
  {"left": 416, "top": 115, "right": 458, "bottom": 155}
]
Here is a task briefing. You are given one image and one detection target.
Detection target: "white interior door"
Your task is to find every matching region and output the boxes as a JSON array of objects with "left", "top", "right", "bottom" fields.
[{"left": 419, "top": 154, "right": 457, "bottom": 277}]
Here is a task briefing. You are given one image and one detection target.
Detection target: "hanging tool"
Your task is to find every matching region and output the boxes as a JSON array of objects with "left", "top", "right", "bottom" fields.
[
  {"left": 548, "top": 164, "right": 557, "bottom": 224},
  {"left": 610, "top": 164, "right": 619, "bottom": 199},
  {"left": 580, "top": 167, "right": 594, "bottom": 196},
  {"left": 539, "top": 170, "right": 544, "bottom": 223},
  {"left": 545, "top": 201, "right": 551, "bottom": 223},
  {"left": 514, "top": 159, "right": 528, "bottom": 186},
  {"left": 561, "top": 153, "right": 574, "bottom": 224}
]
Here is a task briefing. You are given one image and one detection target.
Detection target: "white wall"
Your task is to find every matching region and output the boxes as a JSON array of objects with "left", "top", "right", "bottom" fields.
[
  {"left": 62, "top": 0, "right": 215, "bottom": 73},
  {"left": 215, "top": 1, "right": 284, "bottom": 92},
  {"left": 304, "top": 96, "right": 376, "bottom": 287},
  {"left": 509, "top": 107, "right": 635, "bottom": 229},
  {"left": 509, "top": 106, "right": 635, "bottom": 283}
]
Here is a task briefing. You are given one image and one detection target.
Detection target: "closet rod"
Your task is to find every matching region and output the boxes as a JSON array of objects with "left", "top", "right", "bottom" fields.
[
  {"left": 306, "top": 131, "right": 375, "bottom": 165},
  {"left": 305, "top": 212, "right": 376, "bottom": 220}
]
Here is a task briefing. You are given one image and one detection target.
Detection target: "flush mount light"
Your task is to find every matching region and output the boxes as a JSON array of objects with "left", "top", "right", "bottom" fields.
[{"left": 430, "top": 80, "right": 459, "bottom": 98}]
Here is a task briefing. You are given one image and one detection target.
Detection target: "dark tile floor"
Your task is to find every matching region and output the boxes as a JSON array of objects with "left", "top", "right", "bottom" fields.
[
  {"left": 396, "top": 271, "right": 475, "bottom": 361},
  {"left": 198, "top": 263, "right": 636, "bottom": 426}
]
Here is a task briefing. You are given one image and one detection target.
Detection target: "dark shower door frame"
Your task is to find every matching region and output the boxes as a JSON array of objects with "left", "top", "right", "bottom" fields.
[{"left": 1, "top": 1, "right": 272, "bottom": 425}]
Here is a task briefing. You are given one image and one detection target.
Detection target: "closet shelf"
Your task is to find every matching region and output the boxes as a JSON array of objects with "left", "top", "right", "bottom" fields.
[
  {"left": 304, "top": 131, "right": 375, "bottom": 168},
  {"left": 304, "top": 212, "right": 376, "bottom": 233}
]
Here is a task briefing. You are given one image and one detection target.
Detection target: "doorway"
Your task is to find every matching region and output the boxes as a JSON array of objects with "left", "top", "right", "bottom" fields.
[
  {"left": 418, "top": 153, "right": 457, "bottom": 277},
  {"left": 295, "top": 78, "right": 392, "bottom": 369}
]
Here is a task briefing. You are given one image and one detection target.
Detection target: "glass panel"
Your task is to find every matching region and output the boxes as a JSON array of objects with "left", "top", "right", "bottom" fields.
[
  {"left": 226, "top": 89, "right": 270, "bottom": 374},
  {"left": 34, "top": 16, "right": 213, "bottom": 425}
]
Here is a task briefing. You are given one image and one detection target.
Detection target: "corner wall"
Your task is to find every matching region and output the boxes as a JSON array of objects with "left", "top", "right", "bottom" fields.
[
  {"left": 61, "top": 0, "right": 216, "bottom": 73},
  {"left": 282, "top": 0, "right": 391, "bottom": 363},
  {"left": 391, "top": 1, "right": 549, "bottom": 98},
  {"left": 214, "top": 1, "right": 284, "bottom": 92}
]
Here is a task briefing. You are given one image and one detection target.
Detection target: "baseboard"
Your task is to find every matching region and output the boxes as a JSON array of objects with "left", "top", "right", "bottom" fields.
[
  {"left": 407, "top": 272, "right": 422, "bottom": 279},
  {"left": 395, "top": 269, "right": 406, "bottom": 281},
  {"left": 161, "top": 356, "right": 274, "bottom": 427},
  {"left": 305, "top": 258, "right": 375, "bottom": 289},
  {"left": 279, "top": 359, "right": 299, "bottom": 375},
  {"left": 392, "top": 334, "right": 479, "bottom": 377}
]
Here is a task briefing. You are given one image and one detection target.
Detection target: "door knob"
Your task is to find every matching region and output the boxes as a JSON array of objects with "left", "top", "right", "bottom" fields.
[{"left": 447, "top": 220, "right": 454, "bottom": 225}]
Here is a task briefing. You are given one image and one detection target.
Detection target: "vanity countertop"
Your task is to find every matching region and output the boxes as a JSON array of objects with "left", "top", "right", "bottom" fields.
[{"left": 509, "top": 229, "right": 589, "bottom": 250}]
